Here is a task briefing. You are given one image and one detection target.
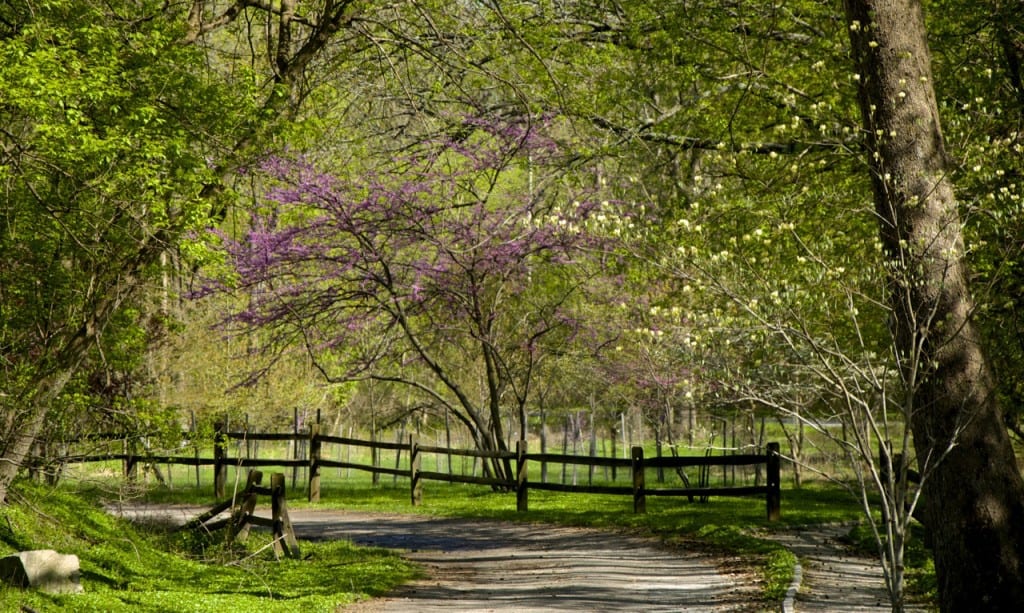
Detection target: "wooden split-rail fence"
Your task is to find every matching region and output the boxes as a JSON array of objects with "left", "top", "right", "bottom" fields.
[
  {"left": 51, "top": 424, "right": 783, "bottom": 521},
  {"left": 181, "top": 470, "right": 301, "bottom": 559}
]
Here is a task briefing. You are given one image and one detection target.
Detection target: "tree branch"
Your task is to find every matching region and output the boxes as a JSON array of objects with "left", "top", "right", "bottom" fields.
[{"left": 586, "top": 114, "right": 853, "bottom": 155}]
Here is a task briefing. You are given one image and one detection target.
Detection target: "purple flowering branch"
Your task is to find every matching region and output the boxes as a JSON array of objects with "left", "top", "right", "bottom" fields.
[{"left": 200, "top": 116, "right": 614, "bottom": 466}]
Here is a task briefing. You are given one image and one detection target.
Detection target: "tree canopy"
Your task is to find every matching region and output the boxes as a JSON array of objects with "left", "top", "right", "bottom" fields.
[{"left": 3, "top": 1, "right": 1024, "bottom": 609}]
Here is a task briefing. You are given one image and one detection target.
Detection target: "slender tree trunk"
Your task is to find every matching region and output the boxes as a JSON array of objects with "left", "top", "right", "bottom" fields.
[
  {"left": 844, "top": 0, "right": 1024, "bottom": 609},
  {"left": 0, "top": 369, "right": 76, "bottom": 503}
]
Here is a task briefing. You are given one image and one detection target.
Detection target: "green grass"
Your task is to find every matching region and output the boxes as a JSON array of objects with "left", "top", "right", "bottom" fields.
[{"left": 0, "top": 479, "right": 418, "bottom": 612}]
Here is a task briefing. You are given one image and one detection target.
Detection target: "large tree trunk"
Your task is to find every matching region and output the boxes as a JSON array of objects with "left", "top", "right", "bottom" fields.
[{"left": 844, "top": 0, "right": 1024, "bottom": 609}]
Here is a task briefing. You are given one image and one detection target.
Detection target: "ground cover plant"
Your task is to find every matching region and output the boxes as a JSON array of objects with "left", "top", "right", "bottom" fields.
[{"left": 0, "top": 479, "right": 417, "bottom": 612}]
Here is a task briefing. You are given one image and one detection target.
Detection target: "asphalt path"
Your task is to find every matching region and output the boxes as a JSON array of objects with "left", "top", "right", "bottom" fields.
[
  {"left": 289, "top": 510, "right": 765, "bottom": 612},
  {"left": 110, "top": 505, "right": 935, "bottom": 611},
  {"left": 111, "top": 505, "right": 765, "bottom": 612}
]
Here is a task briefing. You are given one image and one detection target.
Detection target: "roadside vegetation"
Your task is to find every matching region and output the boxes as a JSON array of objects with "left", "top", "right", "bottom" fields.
[{"left": 0, "top": 479, "right": 417, "bottom": 612}]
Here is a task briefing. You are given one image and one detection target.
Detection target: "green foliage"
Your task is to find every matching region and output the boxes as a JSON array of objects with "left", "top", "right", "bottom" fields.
[
  {"left": 148, "top": 297, "right": 338, "bottom": 431},
  {"left": 0, "top": 0, "right": 259, "bottom": 448},
  {"left": 0, "top": 2, "right": 1010, "bottom": 604},
  {"left": 0, "top": 480, "right": 416, "bottom": 612},
  {"left": 925, "top": 0, "right": 1024, "bottom": 429}
]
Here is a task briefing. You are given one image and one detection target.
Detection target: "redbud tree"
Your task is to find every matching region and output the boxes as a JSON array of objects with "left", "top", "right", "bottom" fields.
[{"left": 206, "top": 117, "right": 612, "bottom": 483}]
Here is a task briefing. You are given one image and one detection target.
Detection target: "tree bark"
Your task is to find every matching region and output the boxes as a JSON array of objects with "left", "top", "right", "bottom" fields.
[
  {"left": 0, "top": 369, "right": 76, "bottom": 503},
  {"left": 844, "top": 0, "right": 1024, "bottom": 609}
]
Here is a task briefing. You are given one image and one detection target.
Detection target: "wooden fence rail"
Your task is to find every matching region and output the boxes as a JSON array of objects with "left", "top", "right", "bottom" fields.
[{"left": 50, "top": 427, "right": 782, "bottom": 521}]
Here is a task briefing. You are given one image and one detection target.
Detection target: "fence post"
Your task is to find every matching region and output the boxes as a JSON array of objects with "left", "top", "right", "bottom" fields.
[
  {"left": 371, "top": 427, "right": 380, "bottom": 485},
  {"left": 124, "top": 437, "right": 138, "bottom": 483},
  {"left": 766, "top": 441, "right": 781, "bottom": 522},
  {"left": 516, "top": 440, "right": 528, "bottom": 512},
  {"left": 291, "top": 408, "right": 299, "bottom": 490},
  {"left": 308, "top": 422, "right": 321, "bottom": 503},
  {"left": 410, "top": 434, "right": 422, "bottom": 506},
  {"left": 214, "top": 421, "right": 227, "bottom": 499},
  {"left": 191, "top": 411, "right": 200, "bottom": 489},
  {"left": 631, "top": 446, "right": 646, "bottom": 514},
  {"left": 245, "top": 413, "right": 252, "bottom": 460},
  {"left": 539, "top": 410, "right": 548, "bottom": 484},
  {"left": 229, "top": 470, "right": 263, "bottom": 544},
  {"left": 270, "top": 472, "right": 300, "bottom": 559}
]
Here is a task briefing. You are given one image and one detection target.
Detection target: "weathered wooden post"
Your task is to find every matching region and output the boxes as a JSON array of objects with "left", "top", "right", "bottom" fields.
[
  {"left": 409, "top": 434, "right": 422, "bottom": 506},
  {"left": 228, "top": 470, "right": 263, "bottom": 544},
  {"left": 371, "top": 427, "right": 380, "bottom": 486},
  {"left": 291, "top": 408, "right": 300, "bottom": 490},
  {"left": 766, "top": 441, "right": 781, "bottom": 522},
  {"left": 444, "top": 411, "right": 453, "bottom": 476},
  {"left": 191, "top": 411, "right": 200, "bottom": 489},
  {"left": 213, "top": 421, "right": 227, "bottom": 499},
  {"left": 270, "top": 472, "right": 300, "bottom": 559},
  {"left": 631, "top": 446, "right": 646, "bottom": 514},
  {"left": 244, "top": 413, "right": 252, "bottom": 460},
  {"left": 516, "top": 440, "right": 529, "bottom": 512},
  {"left": 124, "top": 437, "right": 138, "bottom": 483},
  {"left": 539, "top": 410, "right": 549, "bottom": 484},
  {"left": 308, "top": 421, "right": 321, "bottom": 503},
  {"left": 610, "top": 424, "right": 618, "bottom": 482},
  {"left": 588, "top": 415, "right": 597, "bottom": 486},
  {"left": 393, "top": 422, "right": 406, "bottom": 486}
]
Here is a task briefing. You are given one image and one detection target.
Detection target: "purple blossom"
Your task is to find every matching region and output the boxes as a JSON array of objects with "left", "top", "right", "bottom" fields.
[{"left": 198, "top": 116, "right": 619, "bottom": 389}]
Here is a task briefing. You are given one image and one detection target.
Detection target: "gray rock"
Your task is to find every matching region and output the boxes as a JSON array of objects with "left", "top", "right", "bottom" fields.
[{"left": 0, "top": 549, "right": 84, "bottom": 594}]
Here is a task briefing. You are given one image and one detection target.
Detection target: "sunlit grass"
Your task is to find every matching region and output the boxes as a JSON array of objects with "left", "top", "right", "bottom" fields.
[{"left": 0, "top": 479, "right": 418, "bottom": 613}]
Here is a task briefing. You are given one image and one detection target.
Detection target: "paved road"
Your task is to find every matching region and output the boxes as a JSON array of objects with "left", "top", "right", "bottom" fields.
[
  {"left": 111, "top": 505, "right": 765, "bottom": 612},
  {"left": 115, "top": 505, "right": 933, "bottom": 611},
  {"left": 289, "top": 511, "right": 765, "bottom": 612}
]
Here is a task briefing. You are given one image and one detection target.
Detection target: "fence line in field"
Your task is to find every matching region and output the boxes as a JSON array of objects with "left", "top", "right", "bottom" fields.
[{"left": 48, "top": 421, "right": 782, "bottom": 520}]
